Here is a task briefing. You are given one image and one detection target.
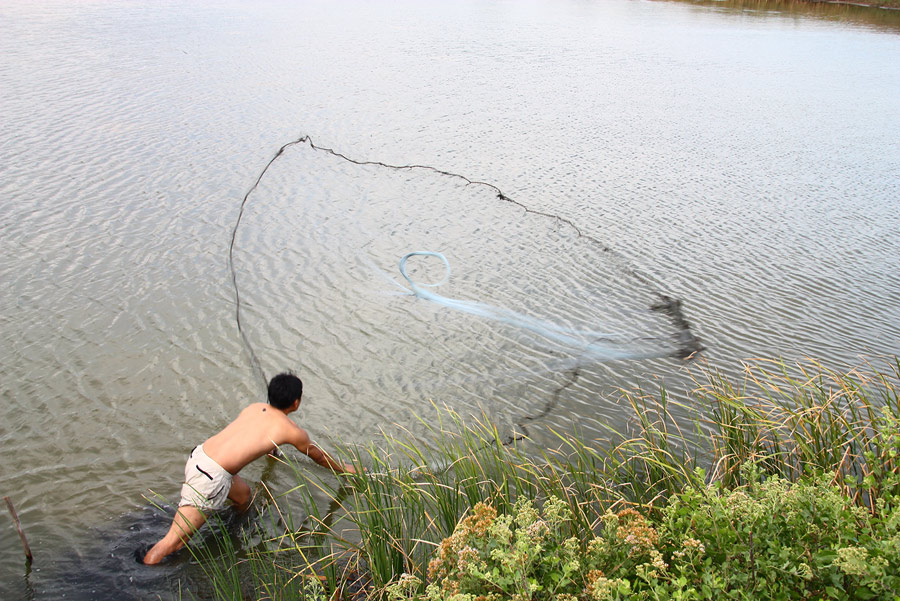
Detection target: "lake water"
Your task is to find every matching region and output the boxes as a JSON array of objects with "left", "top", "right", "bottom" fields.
[{"left": 1, "top": 0, "right": 899, "bottom": 598}]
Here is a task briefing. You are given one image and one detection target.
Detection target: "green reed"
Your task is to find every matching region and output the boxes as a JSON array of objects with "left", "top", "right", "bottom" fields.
[
  {"left": 190, "top": 357, "right": 900, "bottom": 600},
  {"left": 697, "top": 357, "right": 900, "bottom": 503}
]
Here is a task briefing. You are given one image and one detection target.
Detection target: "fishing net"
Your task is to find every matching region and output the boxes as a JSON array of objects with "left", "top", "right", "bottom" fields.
[{"left": 229, "top": 136, "right": 701, "bottom": 441}]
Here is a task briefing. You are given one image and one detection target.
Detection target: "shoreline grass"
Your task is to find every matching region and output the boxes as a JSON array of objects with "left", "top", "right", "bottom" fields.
[
  {"left": 188, "top": 357, "right": 900, "bottom": 600},
  {"left": 670, "top": 0, "right": 900, "bottom": 11}
]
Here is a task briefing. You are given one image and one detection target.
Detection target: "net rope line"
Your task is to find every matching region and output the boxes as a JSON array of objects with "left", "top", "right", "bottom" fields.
[
  {"left": 299, "top": 136, "right": 702, "bottom": 360},
  {"left": 228, "top": 134, "right": 704, "bottom": 453},
  {"left": 229, "top": 137, "right": 309, "bottom": 387}
]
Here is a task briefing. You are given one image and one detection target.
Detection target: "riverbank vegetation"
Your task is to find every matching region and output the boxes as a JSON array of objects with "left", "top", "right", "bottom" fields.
[
  {"left": 674, "top": 0, "right": 900, "bottom": 11},
  {"left": 190, "top": 358, "right": 900, "bottom": 600},
  {"left": 809, "top": 0, "right": 900, "bottom": 7}
]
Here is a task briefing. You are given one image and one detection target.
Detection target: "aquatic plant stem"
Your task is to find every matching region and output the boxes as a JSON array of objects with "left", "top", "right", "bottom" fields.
[{"left": 4, "top": 496, "right": 33, "bottom": 564}]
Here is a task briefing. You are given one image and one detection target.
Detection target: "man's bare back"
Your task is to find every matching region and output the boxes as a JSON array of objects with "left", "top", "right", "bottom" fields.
[
  {"left": 204, "top": 403, "right": 317, "bottom": 473},
  {"left": 142, "top": 372, "right": 353, "bottom": 565}
]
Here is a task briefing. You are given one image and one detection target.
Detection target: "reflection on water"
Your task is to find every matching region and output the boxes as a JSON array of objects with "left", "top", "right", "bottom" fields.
[
  {"left": 663, "top": 0, "right": 900, "bottom": 32},
  {"left": 1, "top": 0, "right": 898, "bottom": 598}
]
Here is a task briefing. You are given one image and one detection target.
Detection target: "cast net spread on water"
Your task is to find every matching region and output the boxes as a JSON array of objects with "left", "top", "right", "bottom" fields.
[{"left": 228, "top": 135, "right": 702, "bottom": 443}]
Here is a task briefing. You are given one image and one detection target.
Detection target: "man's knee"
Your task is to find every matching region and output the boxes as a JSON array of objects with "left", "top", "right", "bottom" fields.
[
  {"left": 229, "top": 477, "right": 251, "bottom": 509},
  {"left": 232, "top": 489, "right": 250, "bottom": 507}
]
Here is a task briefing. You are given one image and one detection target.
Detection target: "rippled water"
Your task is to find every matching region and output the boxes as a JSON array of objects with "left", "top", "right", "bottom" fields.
[{"left": 1, "top": 1, "right": 899, "bottom": 598}]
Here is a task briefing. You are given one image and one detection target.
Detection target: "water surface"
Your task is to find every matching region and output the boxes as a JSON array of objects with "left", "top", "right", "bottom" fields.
[{"left": 1, "top": 0, "right": 899, "bottom": 598}]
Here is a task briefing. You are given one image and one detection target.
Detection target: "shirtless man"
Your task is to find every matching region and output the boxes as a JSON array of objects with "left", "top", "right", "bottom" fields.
[{"left": 142, "top": 372, "right": 354, "bottom": 565}]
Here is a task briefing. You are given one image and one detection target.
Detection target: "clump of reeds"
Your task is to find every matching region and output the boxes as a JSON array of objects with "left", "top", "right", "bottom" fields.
[
  {"left": 698, "top": 357, "right": 900, "bottom": 505},
  {"left": 187, "top": 356, "right": 900, "bottom": 600}
]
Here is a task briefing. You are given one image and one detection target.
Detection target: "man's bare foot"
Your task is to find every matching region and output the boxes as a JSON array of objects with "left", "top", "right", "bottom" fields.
[
  {"left": 141, "top": 545, "right": 165, "bottom": 565},
  {"left": 134, "top": 544, "right": 151, "bottom": 564}
]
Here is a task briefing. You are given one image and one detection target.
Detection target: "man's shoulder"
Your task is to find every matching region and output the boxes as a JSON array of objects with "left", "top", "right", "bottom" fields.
[
  {"left": 235, "top": 402, "right": 268, "bottom": 417},
  {"left": 280, "top": 418, "right": 308, "bottom": 437},
  {"left": 277, "top": 418, "right": 309, "bottom": 447}
]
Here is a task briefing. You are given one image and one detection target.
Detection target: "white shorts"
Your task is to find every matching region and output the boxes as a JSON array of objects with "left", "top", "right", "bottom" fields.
[{"left": 179, "top": 444, "right": 233, "bottom": 511}]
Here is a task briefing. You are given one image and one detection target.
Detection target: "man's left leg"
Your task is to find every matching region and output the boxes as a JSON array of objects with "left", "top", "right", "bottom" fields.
[{"left": 143, "top": 505, "right": 207, "bottom": 565}]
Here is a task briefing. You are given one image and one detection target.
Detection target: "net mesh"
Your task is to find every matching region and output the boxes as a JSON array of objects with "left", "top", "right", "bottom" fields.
[{"left": 229, "top": 136, "right": 702, "bottom": 440}]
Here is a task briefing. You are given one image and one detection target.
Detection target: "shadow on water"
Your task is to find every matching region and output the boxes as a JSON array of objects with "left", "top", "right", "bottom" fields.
[
  {"left": 12, "top": 501, "right": 270, "bottom": 601},
  {"left": 15, "top": 458, "right": 293, "bottom": 601},
  {"left": 3, "top": 504, "right": 179, "bottom": 601},
  {"left": 659, "top": 0, "right": 900, "bottom": 31}
]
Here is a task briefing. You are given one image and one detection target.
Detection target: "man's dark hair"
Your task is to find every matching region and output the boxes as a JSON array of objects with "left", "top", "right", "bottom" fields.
[{"left": 268, "top": 372, "right": 303, "bottom": 409}]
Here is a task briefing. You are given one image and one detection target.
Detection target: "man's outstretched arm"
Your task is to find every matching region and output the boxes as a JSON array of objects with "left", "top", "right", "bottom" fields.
[{"left": 288, "top": 425, "right": 356, "bottom": 474}]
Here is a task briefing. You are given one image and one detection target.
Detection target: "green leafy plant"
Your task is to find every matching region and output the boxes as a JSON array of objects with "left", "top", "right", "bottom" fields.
[
  {"left": 418, "top": 468, "right": 900, "bottom": 601},
  {"left": 425, "top": 496, "right": 621, "bottom": 601},
  {"left": 652, "top": 464, "right": 900, "bottom": 599}
]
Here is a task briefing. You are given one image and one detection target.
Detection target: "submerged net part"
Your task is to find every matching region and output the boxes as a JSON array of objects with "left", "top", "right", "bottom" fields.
[
  {"left": 228, "top": 134, "right": 703, "bottom": 442},
  {"left": 398, "top": 251, "right": 679, "bottom": 362}
]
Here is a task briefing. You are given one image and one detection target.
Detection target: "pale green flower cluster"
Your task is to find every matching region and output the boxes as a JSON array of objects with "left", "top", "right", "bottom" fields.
[
  {"left": 834, "top": 547, "right": 873, "bottom": 578},
  {"left": 423, "top": 496, "right": 603, "bottom": 601},
  {"left": 402, "top": 461, "right": 900, "bottom": 601}
]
